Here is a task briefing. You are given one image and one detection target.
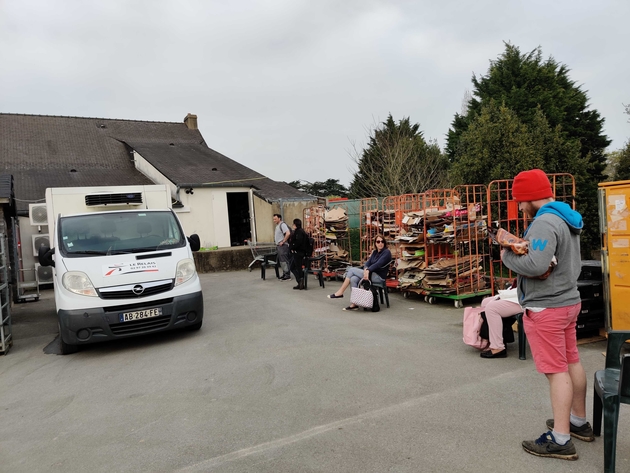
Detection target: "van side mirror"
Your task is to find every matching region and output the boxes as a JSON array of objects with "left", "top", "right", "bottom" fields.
[
  {"left": 38, "top": 245, "right": 55, "bottom": 267},
  {"left": 187, "top": 234, "right": 201, "bottom": 252}
]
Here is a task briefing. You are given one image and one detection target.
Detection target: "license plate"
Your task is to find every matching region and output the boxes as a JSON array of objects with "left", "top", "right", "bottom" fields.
[{"left": 119, "top": 307, "right": 162, "bottom": 322}]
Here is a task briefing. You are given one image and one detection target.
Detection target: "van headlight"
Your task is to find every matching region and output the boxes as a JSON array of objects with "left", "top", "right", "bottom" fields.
[
  {"left": 175, "top": 258, "right": 196, "bottom": 286},
  {"left": 62, "top": 271, "right": 98, "bottom": 297}
]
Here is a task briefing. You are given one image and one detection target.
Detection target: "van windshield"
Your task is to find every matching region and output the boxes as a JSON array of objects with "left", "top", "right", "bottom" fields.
[{"left": 59, "top": 211, "right": 186, "bottom": 256}]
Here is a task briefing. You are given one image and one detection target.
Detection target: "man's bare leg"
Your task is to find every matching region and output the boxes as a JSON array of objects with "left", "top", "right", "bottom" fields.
[
  {"left": 547, "top": 371, "right": 573, "bottom": 435},
  {"left": 568, "top": 361, "right": 587, "bottom": 418}
]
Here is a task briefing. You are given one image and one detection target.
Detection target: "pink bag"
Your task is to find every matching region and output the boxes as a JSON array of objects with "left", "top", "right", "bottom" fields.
[{"left": 462, "top": 306, "right": 489, "bottom": 350}]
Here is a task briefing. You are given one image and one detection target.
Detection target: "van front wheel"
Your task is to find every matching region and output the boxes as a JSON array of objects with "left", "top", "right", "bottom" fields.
[{"left": 58, "top": 323, "right": 78, "bottom": 355}]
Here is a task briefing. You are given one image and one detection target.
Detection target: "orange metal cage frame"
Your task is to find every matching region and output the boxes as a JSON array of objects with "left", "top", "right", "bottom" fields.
[
  {"left": 359, "top": 197, "right": 380, "bottom": 264},
  {"left": 324, "top": 201, "right": 352, "bottom": 276},
  {"left": 487, "top": 173, "right": 576, "bottom": 294},
  {"left": 450, "top": 184, "right": 491, "bottom": 301},
  {"left": 303, "top": 205, "right": 327, "bottom": 272},
  {"left": 382, "top": 195, "right": 401, "bottom": 275},
  {"left": 423, "top": 189, "right": 459, "bottom": 264},
  {"left": 389, "top": 193, "right": 425, "bottom": 281}
]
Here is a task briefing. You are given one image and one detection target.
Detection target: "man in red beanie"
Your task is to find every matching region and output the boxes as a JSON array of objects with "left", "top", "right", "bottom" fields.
[{"left": 502, "top": 169, "right": 591, "bottom": 461}]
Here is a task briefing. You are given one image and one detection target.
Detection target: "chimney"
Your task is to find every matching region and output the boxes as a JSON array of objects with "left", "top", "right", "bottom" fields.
[{"left": 184, "top": 113, "right": 198, "bottom": 130}]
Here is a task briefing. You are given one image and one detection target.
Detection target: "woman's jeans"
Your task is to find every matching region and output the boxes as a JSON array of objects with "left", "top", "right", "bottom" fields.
[{"left": 345, "top": 267, "right": 384, "bottom": 288}]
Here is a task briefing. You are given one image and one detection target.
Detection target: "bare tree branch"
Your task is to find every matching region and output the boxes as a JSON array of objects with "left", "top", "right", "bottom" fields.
[{"left": 349, "top": 116, "right": 448, "bottom": 197}]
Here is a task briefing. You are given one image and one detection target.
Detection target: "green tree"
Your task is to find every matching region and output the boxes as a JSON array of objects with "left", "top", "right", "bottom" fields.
[
  {"left": 287, "top": 179, "right": 349, "bottom": 198},
  {"left": 605, "top": 149, "right": 623, "bottom": 181},
  {"left": 447, "top": 43, "right": 610, "bottom": 173},
  {"left": 349, "top": 114, "right": 449, "bottom": 198},
  {"left": 287, "top": 180, "right": 302, "bottom": 190},
  {"left": 616, "top": 104, "right": 630, "bottom": 180},
  {"left": 613, "top": 141, "right": 630, "bottom": 181},
  {"left": 450, "top": 102, "right": 540, "bottom": 184},
  {"left": 446, "top": 43, "right": 610, "bottom": 256},
  {"left": 451, "top": 102, "right": 586, "bottom": 184}
]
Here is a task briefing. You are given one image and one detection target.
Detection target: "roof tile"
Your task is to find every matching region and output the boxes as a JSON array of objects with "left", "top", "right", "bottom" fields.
[{"left": 0, "top": 113, "right": 311, "bottom": 212}]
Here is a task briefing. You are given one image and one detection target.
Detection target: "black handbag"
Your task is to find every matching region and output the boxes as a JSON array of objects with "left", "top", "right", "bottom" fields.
[
  {"left": 479, "top": 312, "right": 516, "bottom": 343},
  {"left": 370, "top": 289, "right": 380, "bottom": 312}
]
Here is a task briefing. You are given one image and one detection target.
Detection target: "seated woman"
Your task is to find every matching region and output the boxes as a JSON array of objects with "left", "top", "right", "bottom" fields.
[
  {"left": 327, "top": 234, "right": 392, "bottom": 311},
  {"left": 479, "top": 284, "right": 522, "bottom": 359}
]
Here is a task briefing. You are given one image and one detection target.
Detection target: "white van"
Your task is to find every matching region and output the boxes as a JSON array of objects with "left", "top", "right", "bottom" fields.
[{"left": 38, "top": 185, "right": 203, "bottom": 354}]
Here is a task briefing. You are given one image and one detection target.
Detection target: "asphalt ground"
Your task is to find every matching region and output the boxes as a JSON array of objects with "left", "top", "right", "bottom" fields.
[{"left": 1, "top": 270, "right": 629, "bottom": 473}]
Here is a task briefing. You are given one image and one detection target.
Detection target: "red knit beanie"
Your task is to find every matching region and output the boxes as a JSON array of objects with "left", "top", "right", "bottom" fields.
[{"left": 511, "top": 169, "right": 553, "bottom": 202}]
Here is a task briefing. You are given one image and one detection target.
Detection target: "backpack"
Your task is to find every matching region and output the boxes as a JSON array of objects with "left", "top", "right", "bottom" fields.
[
  {"left": 280, "top": 222, "right": 293, "bottom": 243},
  {"left": 462, "top": 307, "right": 489, "bottom": 350},
  {"left": 303, "top": 232, "right": 314, "bottom": 257},
  {"left": 370, "top": 288, "right": 380, "bottom": 312}
]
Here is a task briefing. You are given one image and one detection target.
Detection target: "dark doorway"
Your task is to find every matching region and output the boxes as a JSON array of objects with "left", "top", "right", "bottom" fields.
[{"left": 227, "top": 192, "right": 251, "bottom": 246}]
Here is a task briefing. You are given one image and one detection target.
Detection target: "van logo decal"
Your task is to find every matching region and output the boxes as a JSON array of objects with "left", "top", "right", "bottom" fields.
[{"left": 103, "top": 261, "right": 159, "bottom": 277}]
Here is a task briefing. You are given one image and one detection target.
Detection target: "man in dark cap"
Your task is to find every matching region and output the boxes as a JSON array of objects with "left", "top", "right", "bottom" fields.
[{"left": 501, "top": 169, "right": 592, "bottom": 461}]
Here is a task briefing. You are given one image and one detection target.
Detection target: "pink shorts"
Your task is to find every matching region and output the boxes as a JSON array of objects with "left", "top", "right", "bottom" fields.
[{"left": 522, "top": 302, "right": 582, "bottom": 374}]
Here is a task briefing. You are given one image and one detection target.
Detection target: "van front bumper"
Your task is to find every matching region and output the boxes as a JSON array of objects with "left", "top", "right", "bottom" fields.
[{"left": 57, "top": 291, "right": 204, "bottom": 345}]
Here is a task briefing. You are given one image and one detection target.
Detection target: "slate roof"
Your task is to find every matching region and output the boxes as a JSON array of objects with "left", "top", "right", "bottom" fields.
[
  {"left": 0, "top": 113, "right": 311, "bottom": 214},
  {"left": 127, "top": 141, "right": 310, "bottom": 202}
]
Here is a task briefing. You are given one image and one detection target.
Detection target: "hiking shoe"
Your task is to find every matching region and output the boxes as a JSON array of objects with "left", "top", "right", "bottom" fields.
[
  {"left": 522, "top": 431, "right": 578, "bottom": 461},
  {"left": 545, "top": 419, "right": 594, "bottom": 442}
]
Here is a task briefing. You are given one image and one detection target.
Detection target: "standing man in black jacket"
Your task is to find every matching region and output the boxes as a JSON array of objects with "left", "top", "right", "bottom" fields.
[{"left": 289, "top": 218, "right": 309, "bottom": 290}]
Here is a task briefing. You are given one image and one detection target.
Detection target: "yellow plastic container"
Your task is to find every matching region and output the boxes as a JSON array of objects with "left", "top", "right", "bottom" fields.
[{"left": 599, "top": 180, "right": 630, "bottom": 330}]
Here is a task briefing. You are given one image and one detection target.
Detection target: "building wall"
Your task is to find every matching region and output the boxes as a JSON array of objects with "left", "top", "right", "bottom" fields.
[
  {"left": 274, "top": 200, "right": 314, "bottom": 228},
  {"left": 253, "top": 195, "right": 274, "bottom": 242},
  {"left": 17, "top": 216, "right": 45, "bottom": 283},
  {"left": 133, "top": 151, "right": 316, "bottom": 248},
  {"left": 134, "top": 150, "right": 240, "bottom": 248},
  {"left": 251, "top": 198, "right": 318, "bottom": 243},
  {"left": 175, "top": 187, "right": 253, "bottom": 248},
  {"left": 134, "top": 151, "right": 179, "bottom": 197}
]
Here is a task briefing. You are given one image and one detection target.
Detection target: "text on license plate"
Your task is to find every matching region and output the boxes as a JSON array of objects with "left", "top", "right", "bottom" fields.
[{"left": 119, "top": 307, "right": 163, "bottom": 322}]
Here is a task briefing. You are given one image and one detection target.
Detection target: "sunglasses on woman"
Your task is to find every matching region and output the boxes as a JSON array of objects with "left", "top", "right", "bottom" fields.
[{"left": 376, "top": 240, "right": 384, "bottom": 243}]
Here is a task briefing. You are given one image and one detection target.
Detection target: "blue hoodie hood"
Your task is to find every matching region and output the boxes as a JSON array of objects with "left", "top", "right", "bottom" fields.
[{"left": 536, "top": 201, "right": 583, "bottom": 233}]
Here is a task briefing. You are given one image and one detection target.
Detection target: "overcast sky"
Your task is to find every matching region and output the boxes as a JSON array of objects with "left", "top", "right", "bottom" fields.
[{"left": 2, "top": 0, "right": 629, "bottom": 187}]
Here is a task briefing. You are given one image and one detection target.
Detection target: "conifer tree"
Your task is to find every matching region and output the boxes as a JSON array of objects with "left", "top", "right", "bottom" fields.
[{"left": 447, "top": 44, "right": 610, "bottom": 256}]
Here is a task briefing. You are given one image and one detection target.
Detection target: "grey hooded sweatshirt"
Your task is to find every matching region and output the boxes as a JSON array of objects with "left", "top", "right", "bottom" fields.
[{"left": 501, "top": 201, "right": 583, "bottom": 309}]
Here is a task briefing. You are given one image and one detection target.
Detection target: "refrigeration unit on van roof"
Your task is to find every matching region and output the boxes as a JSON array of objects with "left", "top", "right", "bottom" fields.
[{"left": 84, "top": 192, "right": 143, "bottom": 206}]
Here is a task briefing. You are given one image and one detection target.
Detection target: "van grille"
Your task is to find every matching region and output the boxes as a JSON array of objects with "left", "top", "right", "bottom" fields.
[
  {"left": 109, "top": 315, "right": 171, "bottom": 335},
  {"left": 85, "top": 192, "right": 143, "bottom": 206},
  {"left": 106, "top": 298, "right": 173, "bottom": 313},
  {"left": 98, "top": 281, "right": 174, "bottom": 299}
]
